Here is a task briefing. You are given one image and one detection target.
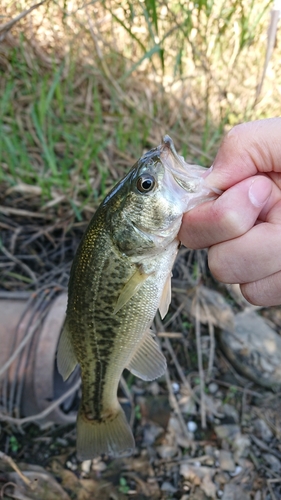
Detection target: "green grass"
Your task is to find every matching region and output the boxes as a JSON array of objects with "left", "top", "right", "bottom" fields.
[
  {"left": 0, "top": 0, "right": 280, "bottom": 216},
  {"left": 0, "top": 42, "right": 152, "bottom": 209}
]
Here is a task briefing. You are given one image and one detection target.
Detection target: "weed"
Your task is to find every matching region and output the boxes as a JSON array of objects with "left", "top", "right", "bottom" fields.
[
  {"left": 9, "top": 435, "right": 19, "bottom": 453},
  {"left": 119, "top": 476, "right": 130, "bottom": 494}
]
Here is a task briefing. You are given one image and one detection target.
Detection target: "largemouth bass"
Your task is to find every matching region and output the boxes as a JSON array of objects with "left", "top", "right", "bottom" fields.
[{"left": 57, "top": 136, "right": 219, "bottom": 460}]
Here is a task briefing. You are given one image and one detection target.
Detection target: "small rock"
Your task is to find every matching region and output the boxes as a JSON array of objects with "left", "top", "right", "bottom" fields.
[
  {"left": 233, "top": 433, "right": 250, "bottom": 460},
  {"left": 230, "top": 465, "right": 243, "bottom": 477},
  {"left": 92, "top": 460, "right": 107, "bottom": 472},
  {"left": 208, "top": 382, "right": 219, "bottom": 394},
  {"left": 156, "top": 445, "right": 178, "bottom": 459},
  {"left": 263, "top": 453, "right": 281, "bottom": 472},
  {"left": 56, "top": 437, "right": 68, "bottom": 446},
  {"left": 219, "top": 450, "right": 236, "bottom": 472},
  {"left": 254, "top": 418, "right": 273, "bottom": 442},
  {"left": 204, "top": 445, "right": 215, "bottom": 457},
  {"left": 66, "top": 461, "right": 77, "bottom": 471},
  {"left": 222, "top": 484, "right": 251, "bottom": 500},
  {"left": 172, "top": 382, "right": 180, "bottom": 393},
  {"left": 187, "top": 421, "right": 198, "bottom": 432},
  {"left": 215, "top": 424, "right": 240, "bottom": 440},
  {"left": 147, "top": 381, "right": 160, "bottom": 396},
  {"left": 218, "top": 311, "right": 281, "bottom": 389},
  {"left": 161, "top": 481, "right": 177, "bottom": 493},
  {"left": 220, "top": 403, "right": 239, "bottom": 423},
  {"left": 203, "top": 445, "right": 216, "bottom": 465},
  {"left": 81, "top": 460, "right": 91, "bottom": 474}
]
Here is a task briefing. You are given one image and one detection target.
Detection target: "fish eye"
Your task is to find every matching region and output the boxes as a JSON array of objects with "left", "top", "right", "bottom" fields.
[{"left": 136, "top": 174, "right": 156, "bottom": 193}]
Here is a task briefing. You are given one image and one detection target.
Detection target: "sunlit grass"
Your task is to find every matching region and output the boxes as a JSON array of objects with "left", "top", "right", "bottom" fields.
[{"left": 0, "top": 0, "right": 280, "bottom": 216}]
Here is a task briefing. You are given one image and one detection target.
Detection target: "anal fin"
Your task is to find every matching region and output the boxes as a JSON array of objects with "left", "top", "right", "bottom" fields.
[
  {"left": 126, "top": 329, "right": 166, "bottom": 381},
  {"left": 57, "top": 322, "right": 78, "bottom": 381}
]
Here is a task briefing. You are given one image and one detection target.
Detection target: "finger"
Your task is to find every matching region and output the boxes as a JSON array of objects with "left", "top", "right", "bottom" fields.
[
  {"left": 208, "top": 222, "right": 281, "bottom": 284},
  {"left": 205, "top": 118, "right": 281, "bottom": 191},
  {"left": 179, "top": 175, "right": 272, "bottom": 249},
  {"left": 241, "top": 271, "right": 281, "bottom": 307}
]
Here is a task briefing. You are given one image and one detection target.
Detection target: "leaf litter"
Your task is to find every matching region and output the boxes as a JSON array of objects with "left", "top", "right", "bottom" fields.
[{"left": 2, "top": 196, "right": 281, "bottom": 500}]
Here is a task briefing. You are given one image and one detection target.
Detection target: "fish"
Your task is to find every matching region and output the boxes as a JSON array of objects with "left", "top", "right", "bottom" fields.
[{"left": 57, "top": 135, "right": 219, "bottom": 460}]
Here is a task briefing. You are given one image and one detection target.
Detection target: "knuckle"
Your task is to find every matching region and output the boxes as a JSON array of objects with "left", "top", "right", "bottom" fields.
[{"left": 215, "top": 205, "right": 246, "bottom": 239}]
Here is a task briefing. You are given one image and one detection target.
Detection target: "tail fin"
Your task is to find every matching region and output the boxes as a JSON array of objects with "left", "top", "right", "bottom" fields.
[{"left": 76, "top": 406, "right": 135, "bottom": 460}]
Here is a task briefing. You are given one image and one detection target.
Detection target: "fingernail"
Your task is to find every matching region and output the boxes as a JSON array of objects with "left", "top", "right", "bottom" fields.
[{"left": 248, "top": 177, "right": 271, "bottom": 207}]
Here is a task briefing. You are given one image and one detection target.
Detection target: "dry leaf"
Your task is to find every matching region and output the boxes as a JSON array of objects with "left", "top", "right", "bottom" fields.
[{"left": 180, "top": 464, "right": 217, "bottom": 499}]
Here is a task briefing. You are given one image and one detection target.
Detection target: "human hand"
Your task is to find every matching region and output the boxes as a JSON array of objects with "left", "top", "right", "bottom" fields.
[{"left": 179, "top": 118, "right": 281, "bottom": 306}]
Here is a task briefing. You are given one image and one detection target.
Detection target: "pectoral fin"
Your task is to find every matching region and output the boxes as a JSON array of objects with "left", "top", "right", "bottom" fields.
[
  {"left": 113, "top": 268, "right": 150, "bottom": 314},
  {"left": 158, "top": 272, "right": 172, "bottom": 319},
  {"left": 126, "top": 329, "right": 167, "bottom": 381},
  {"left": 57, "top": 322, "right": 78, "bottom": 381}
]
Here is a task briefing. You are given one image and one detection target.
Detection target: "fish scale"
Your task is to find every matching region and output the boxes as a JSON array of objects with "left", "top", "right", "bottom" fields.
[{"left": 57, "top": 136, "right": 219, "bottom": 459}]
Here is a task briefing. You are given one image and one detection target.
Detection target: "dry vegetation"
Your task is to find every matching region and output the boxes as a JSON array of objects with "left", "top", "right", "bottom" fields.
[{"left": 1, "top": 1, "right": 281, "bottom": 499}]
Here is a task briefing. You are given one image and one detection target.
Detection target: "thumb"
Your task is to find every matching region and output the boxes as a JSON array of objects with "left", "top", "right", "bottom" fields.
[{"left": 204, "top": 118, "right": 281, "bottom": 191}]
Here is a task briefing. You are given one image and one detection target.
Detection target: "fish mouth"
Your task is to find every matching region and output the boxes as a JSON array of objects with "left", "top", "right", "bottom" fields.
[{"left": 159, "top": 135, "right": 222, "bottom": 196}]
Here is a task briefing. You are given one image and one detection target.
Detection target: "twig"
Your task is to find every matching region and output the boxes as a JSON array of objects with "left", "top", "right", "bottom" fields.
[
  {"left": 0, "top": 1, "right": 46, "bottom": 41},
  {"left": 256, "top": 3, "right": 281, "bottom": 100},
  {"left": 0, "top": 481, "right": 17, "bottom": 499},
  {"left": 0, "top": 451, "right": 32, "bottom": 488},
  {"left": 164, "top": 338, "right": 193, "bottom": 395},
  {"left": 0, "top": 317, "right": 43, "bottom": 378},
  {"left": 0, "top": 291, "right": 31, "bottom": 300},
  {"left": 267, "top": 479, "right": 278, "bottom": 500},
  {"left": 158, "top": 332, "right": 183, "bottom": 338},
  {"left": 207, "top": 322, "right": 215, "bottom": 382},
  {"left": 198, "top": 293, "right": 215, "bottom": 381},
  {"left": 194, "top": 290, "right": 206, "bottom": 429},
  {"left": 86, "top": 6, "right": 126, "bottom": 100},
  {"left": 165, "top": 365, "right": 191, "bottom": 441},
  {"left": 0, "top": 378, "right": 80, "bottom": 425},
  {"left": 1, "top": 244, "right": 37, "bottom": 284},
  {"left": 163, "top": 296, "right": 191, "bottom": 328},
  {"left": 0, "top": 205, "right": 53, "bottom": 219},
  {"left": 210, "top": 379, "right": 262, "bottom": 398},
  {"left": 250, "top": 434, "right": 281, "bottom": 460}
]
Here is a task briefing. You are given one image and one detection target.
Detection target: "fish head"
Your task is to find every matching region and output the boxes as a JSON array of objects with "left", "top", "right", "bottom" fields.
[{"left": 107, "top": 136, "right": 220, "bottom": 255}]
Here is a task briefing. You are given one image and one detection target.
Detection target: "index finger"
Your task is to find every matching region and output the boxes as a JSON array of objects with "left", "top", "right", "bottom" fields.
[{"left": 205, "top": 118, "right": 281, "bottom": 191}]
